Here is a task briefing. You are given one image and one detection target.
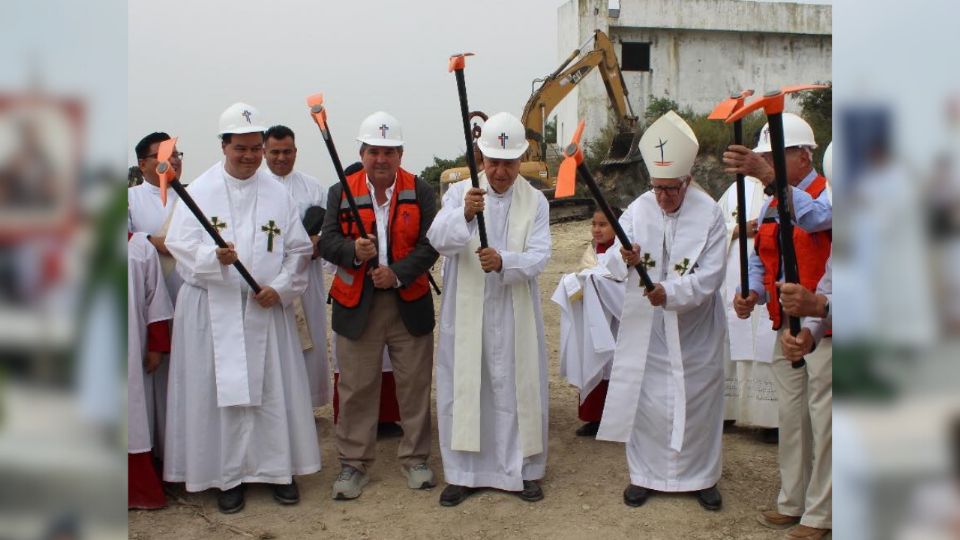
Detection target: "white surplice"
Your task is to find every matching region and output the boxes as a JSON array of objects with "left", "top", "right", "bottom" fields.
[
  {"left": 427, "top": 175, "right": 551, "bottom": 491},
  {"left": 127, "top": 181, "right": 182, "bottom": 458},
  {"left": 597, "top": 187, "right": 728, "bottom": 492},
  {"left": 718, "top": 178, "right": 778, "bottom": 428},
  {"left": 551, "top": 243, "right": 625, "bottom": 401},
  {"left": 163, "top": 162, "right": 320, "bottom": 491},
  {"left": 268, "top": 169, "right": 333, "bottom": 407},
  {"left": 127, "top": 232, "right": 173, "bottom": 454}
]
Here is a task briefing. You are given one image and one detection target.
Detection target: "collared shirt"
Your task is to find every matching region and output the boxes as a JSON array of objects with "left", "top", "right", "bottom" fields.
[
  {"left": 367, "top": 176, "right": 395, "bottom": 267},
  {"left": 746, "top": 169, "right": 832, "bottom": 302},
  {"left": 803, "top": 255, "right": 832, "bottom": 343}
]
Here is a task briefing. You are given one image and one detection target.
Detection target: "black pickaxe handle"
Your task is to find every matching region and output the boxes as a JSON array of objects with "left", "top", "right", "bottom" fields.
[
  {"left": 449, "top": 53, "right": 489, "bottom": 252},
  {"left": 157, "top": 139, "right": 261, "bottom": 294}
]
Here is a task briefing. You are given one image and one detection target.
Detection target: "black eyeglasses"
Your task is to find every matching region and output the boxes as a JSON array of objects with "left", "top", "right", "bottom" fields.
[{"left": 145, "top": 151, "right": 184, "bottom": 159}]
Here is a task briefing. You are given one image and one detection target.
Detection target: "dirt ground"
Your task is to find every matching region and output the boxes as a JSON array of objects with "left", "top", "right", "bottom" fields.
[{"left": 129, "top": 219, "right": 784, "bottom": 540}]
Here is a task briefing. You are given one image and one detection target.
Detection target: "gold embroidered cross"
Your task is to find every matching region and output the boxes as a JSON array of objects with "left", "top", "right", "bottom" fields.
[
  {"left": 261, "top": 220, "right": 281, "bottom": 252},
  {"left": 210, "top": 216, "right": 227, "bottom": 231},
  {"left": 640, "top": 252, "right": 656, "bottom": 270},
  {"left": 674, "top": 257, "right": 691, "bottom": 276}
]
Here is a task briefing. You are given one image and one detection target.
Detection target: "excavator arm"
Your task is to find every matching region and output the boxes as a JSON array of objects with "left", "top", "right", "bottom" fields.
[{"left": 521, "top": 30, "right": 637, "bottom": 162}]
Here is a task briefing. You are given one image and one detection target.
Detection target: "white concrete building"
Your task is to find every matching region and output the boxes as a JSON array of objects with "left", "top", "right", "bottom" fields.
[{"left": 554, "top": 0, "right": 832, "bottom": 146}]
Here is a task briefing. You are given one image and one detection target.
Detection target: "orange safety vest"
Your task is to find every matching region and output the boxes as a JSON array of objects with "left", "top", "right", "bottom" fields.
[
  {"left": 329, "top": 168, "right": 430, "bottom": 308},
  {"left": 756, "top": 175, "right": 832, "bottom": 331}
]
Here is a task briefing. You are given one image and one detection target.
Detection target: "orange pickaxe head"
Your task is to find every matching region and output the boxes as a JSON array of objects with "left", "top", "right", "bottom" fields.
[
  {"left": 708, "top": 89, "right": 755, "bottom": 121},
  {"left": 725, "top": 84, "right": 829, "bottom": 124},
  {"left": 555, "top": 120, "right": 586, "bottom": 199},
  {"left": 306, "top": 93, "right": 327, "bottom": 132},
  {"left": 448, "top": 52, "right": 474, "bottom": 72},
  {"left": 156, "top": 136, "right": 179, "bottom": 207}
]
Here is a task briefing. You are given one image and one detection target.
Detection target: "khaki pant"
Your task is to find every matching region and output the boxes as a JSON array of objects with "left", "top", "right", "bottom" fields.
[
  {"left": 771, "top": 333, "right": 832, "bottom": 529},
  {"left": 335, "top": 291, "right": 433, "bottom": 473}
]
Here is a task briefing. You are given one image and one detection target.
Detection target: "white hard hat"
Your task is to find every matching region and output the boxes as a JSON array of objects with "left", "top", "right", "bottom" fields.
[
  {"left": 639, "top": 110, "right": 699, "bottom": 178},
  {"left": 477, "top": 112, "right": 528, "bottom": 160},
  {"left": 357, "top": 111, "right": 404, "bottom": 147},
  {"left": 822, "top": 141, "right": 833, "bottom": 182},
  {"left": 219, "top": 102, "right": 266, "bottom": 135},
  {"left": 754, "top": 112, "right": 817, "bottom": 153}
]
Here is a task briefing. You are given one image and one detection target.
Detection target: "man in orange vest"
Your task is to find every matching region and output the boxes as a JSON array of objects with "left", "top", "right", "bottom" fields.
[
  {"left": 724, "top": 114, "right": 832, "bottom": 540},
  {"left": 319, "top": 111, "right": 439, "bottom": 501}
]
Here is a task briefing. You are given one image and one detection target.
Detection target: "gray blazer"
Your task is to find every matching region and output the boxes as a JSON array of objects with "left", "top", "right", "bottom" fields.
[{"left": 319, "top": 176, "right": 439, "bottom": 340}]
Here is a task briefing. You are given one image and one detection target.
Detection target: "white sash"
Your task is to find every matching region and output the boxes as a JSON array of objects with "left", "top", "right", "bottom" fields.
[
  {"left": 186, "top": 164, "right": 287, "bottom": 408},
  {"left": 597, "top": 193, "right": 712, "bottom": 452},
  {"left": 452, "top": 174, "right": 543, "bottom": 457}
]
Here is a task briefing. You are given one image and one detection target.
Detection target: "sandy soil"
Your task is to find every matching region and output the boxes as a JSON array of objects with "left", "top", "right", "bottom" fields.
[{"left": 129, "top": 219, "right": 784, "bottom": 540}]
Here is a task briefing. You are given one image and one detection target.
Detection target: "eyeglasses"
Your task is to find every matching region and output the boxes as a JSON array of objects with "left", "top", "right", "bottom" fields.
[
  {"left": 145, "top": 151, "right": 184, "bottom": 160},
  {"left": 651, "top": 185, "right": 682, "bottom": 194}
]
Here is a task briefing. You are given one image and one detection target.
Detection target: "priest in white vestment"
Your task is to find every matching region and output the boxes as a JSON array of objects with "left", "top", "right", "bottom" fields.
[
  {"left": 163, "top": 103, "right": 320, "bottom": 514},
  {"left": 427, "top": 112, "right": 551, "bottom": 506},
  {"left": 127, "top": 131, "right": 184, "bottom": 460},
  {"left": 263, "top": 124, "right": 332, "bottom": 408},
  {"left": 717, "top": 176, "right": 779, "bottom": 435},
  {"left": 597, "top": 111, "right": 728, "bottom": 511}
]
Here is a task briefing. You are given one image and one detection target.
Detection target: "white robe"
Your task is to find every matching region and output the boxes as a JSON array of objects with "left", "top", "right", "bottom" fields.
[
  {"left": 428, "top": 176, "right": 551, "bottom": 491},
  {"left": 127, "top": 180, "right": 183, "bottom": 303},
  {"left": 127, "top": 232, "right": 173, "bottom": 454},
  {"left": 717, "top": 178, "right": 778, "bottom": 428},
  {"left": 127, "top": 181, "right": 181, "bottom": 457},
  {"left": 163, "top": 163, "right": 320, "bottom": 491},
  {"left": 268, "top": 169, "right": 332, "bottom": 407},
  {"left": 598, "top": 188, "right": 728, "bottom": 492},
  {"left": 551, "top": 244, "right": 625, "bottom": 400}
]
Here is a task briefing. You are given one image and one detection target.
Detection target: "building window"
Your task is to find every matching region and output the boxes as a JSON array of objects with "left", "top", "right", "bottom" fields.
[{"left": 621, "top": 42, "right": 651, "bottom": 72}]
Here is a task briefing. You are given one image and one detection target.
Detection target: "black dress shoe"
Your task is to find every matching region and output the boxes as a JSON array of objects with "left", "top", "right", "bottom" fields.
[
  {"left": 377, "top": 422, "right": 403, "bottom": 439},
  {"left": 439, "top": 484, "right": 476, "bottom": 507},
  {"left": 273, "top": 480, "right": 300, "bottom": 505},
  {"left": 623, "top": 484, "right": 650, "bottom": 507},
  {"left": 575, "top": 421, "right": 600, "bottom": 437},
  {"left": 760, "top": 428, "right": 779, "bottom": 445},
  {"left": 217, "top": 485, "right": 245, "bottom": 514},
  {"left": 517, "top": 480, "right": 544, "bottom": 502},
  {"left": 696, "top": 485, "right": 722, "bottom": 511}
]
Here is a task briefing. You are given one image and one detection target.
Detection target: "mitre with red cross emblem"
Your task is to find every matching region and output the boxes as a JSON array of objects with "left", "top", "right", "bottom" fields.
[{"left": 639, "top": 110, "right": 699, "bottom": 179}]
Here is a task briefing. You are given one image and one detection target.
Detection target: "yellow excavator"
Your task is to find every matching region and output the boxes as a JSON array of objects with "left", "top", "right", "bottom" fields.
[{"left": 440, "top": 30, "right": 646, "bottom": 219}]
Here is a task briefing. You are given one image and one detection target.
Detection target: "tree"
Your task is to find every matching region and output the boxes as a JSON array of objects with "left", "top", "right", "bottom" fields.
[{"left": 419, "top": 154, "right": 466, "bottom": 190}]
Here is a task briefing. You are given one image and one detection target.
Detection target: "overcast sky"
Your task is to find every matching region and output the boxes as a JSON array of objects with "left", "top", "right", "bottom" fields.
[
  {"left": 128, "top": 0, "right": 570, "bottom": 182},
  {"left": 128, "top": 0, "right": 838, "bottom": 182}
]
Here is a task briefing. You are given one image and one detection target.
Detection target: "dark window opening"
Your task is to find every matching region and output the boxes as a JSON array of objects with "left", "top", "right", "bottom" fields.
[{"left": 621, "top": 42, "right": 651, "bottom": 72}]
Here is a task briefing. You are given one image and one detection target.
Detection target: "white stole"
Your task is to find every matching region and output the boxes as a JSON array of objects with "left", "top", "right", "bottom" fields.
[
  {"left": 186, "top": 164, "right": 287, "bottom": 408},
  {"left": 452, "top": 174, "right": 543, "bottom": 457},
  {"left": 597, "top": 193, "right": 712, "bottom": 452}
]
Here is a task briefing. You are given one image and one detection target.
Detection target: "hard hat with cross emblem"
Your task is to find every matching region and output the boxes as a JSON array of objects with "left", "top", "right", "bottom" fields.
[
  {"left": 219, "top": 102, "right": 267, "bottom": 135},
  {"left": 356, "top": 111, "right": 404, "bottom": 147},
  {"left": 477, "top": 112, "right": 528, "bottom": 160}
]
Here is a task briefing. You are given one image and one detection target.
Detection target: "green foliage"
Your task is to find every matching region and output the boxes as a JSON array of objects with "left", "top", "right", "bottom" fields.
[
  {"left": 644, "top": 96, "right": 683, "bottom": 124},
  {"left": 792, "top": 82, "right": 832, "bottom": 170},
  {"left": 419, "top": 154, "right": 466, "bottom": 189}
]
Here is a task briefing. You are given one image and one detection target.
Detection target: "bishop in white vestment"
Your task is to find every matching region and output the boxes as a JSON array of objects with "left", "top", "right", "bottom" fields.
[{"left": 597, "top": 111, "right": 728, "bottom": 511}]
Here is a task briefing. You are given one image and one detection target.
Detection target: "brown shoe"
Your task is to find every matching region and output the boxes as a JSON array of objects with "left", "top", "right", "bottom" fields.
[
  {"left": 757, "top": 510, "right": 802, "bottom": 530},
  {"left": 785, "top": 525, "right": 831, "bottom": 539}
]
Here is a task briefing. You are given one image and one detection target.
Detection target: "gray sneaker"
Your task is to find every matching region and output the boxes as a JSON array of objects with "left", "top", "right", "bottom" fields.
[
  {"left": 402, "top": 462, "right": 436, "bottom": 489},
  {"left": 332, "top": 465, "right": 369, "bottom": 500}
]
